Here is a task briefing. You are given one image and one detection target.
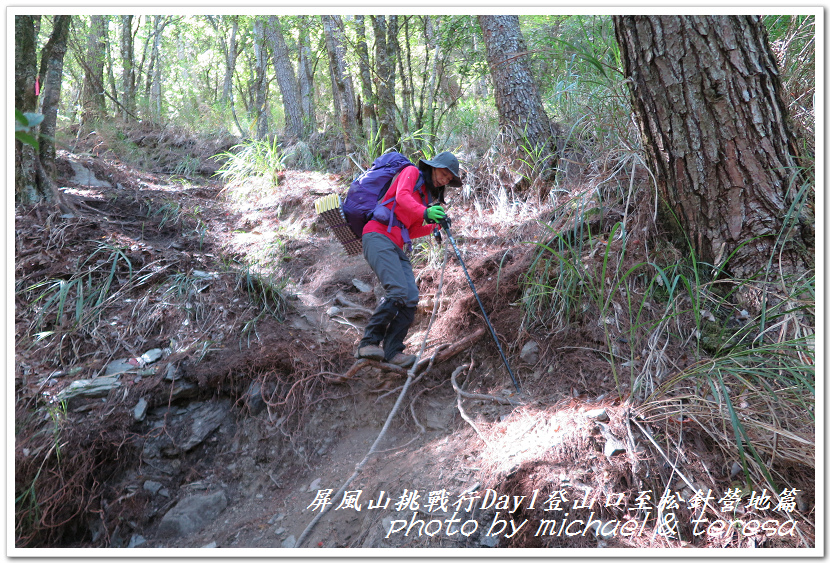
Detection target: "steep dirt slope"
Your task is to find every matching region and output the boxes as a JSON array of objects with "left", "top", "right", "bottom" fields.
[{"left": 14, "top": 143, "right": 812, "bottom": 551}]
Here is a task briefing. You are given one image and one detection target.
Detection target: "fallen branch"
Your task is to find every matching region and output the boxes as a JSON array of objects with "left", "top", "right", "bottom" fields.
[{"left": 451, "top": 364, "right": 488, "bottom": 445}]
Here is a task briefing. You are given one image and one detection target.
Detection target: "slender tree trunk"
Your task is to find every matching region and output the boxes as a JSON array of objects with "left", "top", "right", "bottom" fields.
[
  {"left": 396, "top": 17, "right": 412, "bottom": 133},
  {"left": 38, "top": 15, "right": 71, "bottom": 178},
  {"left": 614, "top": 15, "right": 811, "bottom": 277},
  {"left": 252, "top": 18, "right": 269, "bottom": 140},
  {"left": 102, "top": 16, "right": 118, "bottom": 108},
  {"left": 120, "top": 15, "right": 136, "bottom": 119},
  {"left": 223, "top": 17, "right": 238, "bottom": 106},
  {"left": 425, "top": 18, "right": 442, "bottom": 138},
  {"left": 147, "top": 16, "right": 167, "bottom": 120},
  {"left": 15, "top": 15, "right": 40, "bottom": 202},
  {"left": 478, "top": 15, "right": 559, "bottom": 156},
  {"left": 297, "top": 16, "right": 316, "bottom": 137},
  {"left": 355, "top": 15, "right": 377, "bottom": 138},
  {"left": 322, "top": 15, "right": 356, "bottom": 150},
  {"left": 82, "top": 15, "right": 107, "bottom": 123},
  {"left": 266, "top": 16, "right": 304, "bottom": 139},
  {"left": 370, "top": 15, "right": 398, "bottom": 150}
]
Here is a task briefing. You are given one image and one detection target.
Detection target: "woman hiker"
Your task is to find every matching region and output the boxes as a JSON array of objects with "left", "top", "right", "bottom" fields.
[{"left": 355, "top": 152, "right": 463, "bottom": 368}]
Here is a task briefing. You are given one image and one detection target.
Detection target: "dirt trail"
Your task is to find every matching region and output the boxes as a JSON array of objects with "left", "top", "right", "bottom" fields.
[{"left": 14, "top": 141, "right": 811, "bottom": 551}]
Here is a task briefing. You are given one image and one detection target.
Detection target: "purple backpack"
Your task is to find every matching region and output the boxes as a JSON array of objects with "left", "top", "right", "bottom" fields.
[{"left": 342, "top": 152, "right": 424, "bottom": 241}]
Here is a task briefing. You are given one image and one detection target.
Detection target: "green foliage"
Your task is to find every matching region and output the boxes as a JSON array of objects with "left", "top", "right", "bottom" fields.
[
  {"left": 15, "top": 109, "right": 43, "bottom": 149},
  {"left": 212, "top": 138, "right": 287, "bottom": 188}
]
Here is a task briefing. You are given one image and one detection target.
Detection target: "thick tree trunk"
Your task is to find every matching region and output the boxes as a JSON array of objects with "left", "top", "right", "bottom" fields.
[
  {"left": 15, "top": 15, "right": 39, "bottom": 202},
  {"left": 614, "top": 15, "right": 811, "bottom": 277},
  {"left": 82, "top": 15, "right": 107, "bottom": 123},
  {"left": 252, "top": 18, "right": 269, "bottom": 140},
  {"left": 38, "top": 15, "right": 71, "bottom": 178},
  {"left": 478, "top": 15, "right": 559, "bottom": 156},
  {"left": 297, "top": 16, "right": 315, "bottom": 136},
  {"left": 120, "top": 15, "right": 136, "bottom": 119},
  {"left": 266, "top": 16, "right": 304, "bottom": 139}
]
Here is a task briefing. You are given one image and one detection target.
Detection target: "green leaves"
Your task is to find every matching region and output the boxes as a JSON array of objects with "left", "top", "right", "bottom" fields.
[{"left": 15, "top": 109, "right": 43, "bottom": 150}]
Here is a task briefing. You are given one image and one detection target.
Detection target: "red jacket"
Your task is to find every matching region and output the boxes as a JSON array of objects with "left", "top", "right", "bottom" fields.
[{"left": 362, "top": 165, "right": 436, "bottom": 249}]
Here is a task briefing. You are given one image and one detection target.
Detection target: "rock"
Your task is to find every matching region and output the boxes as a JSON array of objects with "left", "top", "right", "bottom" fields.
[
  {"left": 352, "top": 279, "right": 373, "bottom": 293},
  {"left": 597, "top": 423, "right": 626, "bottom": 458},
  {"left": 274, "top": 527, "right": 286, "bottom": 536},
  {"left": 282, "top": 535, "right": 296, "bottom": 548},
  {"left": 58, "top": 375, "right": 121, "bottom": 406},
  {"left": 326, "top": 306, "right": 342, "bottom": 317},
  {"left": 179, "top": 402, "right": 230, "bottom": 453},
  {"left": 157, "top": 490, "right": 228, "bottom": 538},
  {"left": 133, "top": 397, "right": 149, "bottom": 422},
  {"left": 480, "top": 535, "right": 499, "bottom": 548},
  {"left": 730, "top": 461, "right": 742, "bottom": 478},
  {"left": 143, "top": 480, "right": 163, "bottom": 495},
  {"left": 201, "top": 541, "right": 217, "bottom": 548},
  {"left": 269, "top": 513, "right": 285, "bottom": 525},
  {"left": 68, "top": 160, "right": 112, "bottom": 188},
  {"left": 105, "top": 358, "right": 138, "bottom": 376},
  {"left": 127, "top": 534, "right": 146, "bottom": 548},
  {"left": 520, "top": 340, "right": 540, "bottom": 364},
  {"left": 164, "top": 363, "right": 182, "bottom": 381},
  {"left": 585, "top": 408, "right": 609, "bottom": 422},
  {"left": 140, "top": 348, "right": 164, "bottom": 365},
  {"left": 244, "top": 381, "right": 266, "bottom": 416},
  {"left": 308, "top": 478, "right": 322, "bottom": 492},
  {"left": 169, "top": 379, "right": 197, "bottom": 400},
  {"left": 192, "top": 270, "right": 216, "bottom": 280}
]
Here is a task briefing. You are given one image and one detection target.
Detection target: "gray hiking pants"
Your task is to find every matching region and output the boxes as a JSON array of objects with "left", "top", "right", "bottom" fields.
[{"left": 359, "top": 232, "right": 419, "bottom": 359}]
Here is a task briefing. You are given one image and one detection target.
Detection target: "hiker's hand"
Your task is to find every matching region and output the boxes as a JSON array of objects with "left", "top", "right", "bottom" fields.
[{"left": 424, "top": 205, "right": 446, "bottom": 224}]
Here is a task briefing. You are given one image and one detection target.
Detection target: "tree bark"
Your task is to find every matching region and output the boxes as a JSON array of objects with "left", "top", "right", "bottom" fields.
[
  {"left": 478, "top": 15, "right": 559, "bottom": 156},
  {"left": 370, "top": 15, "right": 398, "bottom": 150},
  {"left": 38, "top": 15, "right": 71, "bottom": 178},
  {"left": 297, "top": 16, "right": 316, "bottom": 137},
  {"left": 613, "top": 15, "right": 811, "bottom": 277},
  {"left": 120, "top": 15, "right": 136, "bottom": 119},
  {"left": 82, "top": 15, "right": 108, "bottom": 123},
  {"left": 322, "top": 15, "right": 356, "bottom": 150},
  {"left": 354, "top": 15, "right": 377, "bottom": 138},
  {"left": 266, "top": 16, "right": 304, "bottom": 139},
  {"left": 252, "top": 18, "right": 269, "bottom": 140},
  {"left": 223, "top": 16, "right": 239, "bottom": 106},
  {"left": 15, "top": 15, "right": 39, "bottom": 202}
]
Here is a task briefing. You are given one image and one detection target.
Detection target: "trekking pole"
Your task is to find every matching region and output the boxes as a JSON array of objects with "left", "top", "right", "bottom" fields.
[{"left": 438, "top": 218, "right": 521, "bottom": 393}]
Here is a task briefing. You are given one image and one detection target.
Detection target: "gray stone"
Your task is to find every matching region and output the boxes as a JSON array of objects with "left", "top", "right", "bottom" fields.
[
  {"left": 480, "top": 535, "right": 499, "bottom": 548},
  {"left": 133, "top": 397, "right": 149, "bottom": 422},
  {"left": 143, "top": 480, "right": 163, "bottom": 495},
  {"left": 140, "top": 348, "right": 164, "bottom": 365},
  {"left": 520, "top": 340, "right": 540, "bottom": 364},
  {"left": 201, "top": 541, "right": 217, "bottom": 548},
  {"left": 585, "top": 408, "right": 609, "bottom": 422},
  {"left": 597, "top": 423, "right": 626, "bottom": 458},
  {"left": 58, "top": 375, "right": 121, "bottom": 406},
  {"left": 281, "top": 535, "right": 296, "bottom": 548},
  {"left": 68, "top": 160, "right": 112, "bottom": 188},
  {"left": 164, "top": 363, "right": 182, "bottom": 381},
  {"left": 105, "top": 359, "right": 137, "bottom": 376},
  {"left": 307, "top": 478, "right": 322, "bottom": 492},
  {"left": 352, "top": 279, "right": 373, "bottom": 293},
  {"left": 245, "top": 381, "right": 266, "bottom": 415},
  {"left": 157, "top": 490, "right": 228, "bottom": 538},
  {"left": 127, "top": 534, "right": 146, "bottom": 548},
  {"left": 169, "top": 379, "right": 197, "bottom": 401}
]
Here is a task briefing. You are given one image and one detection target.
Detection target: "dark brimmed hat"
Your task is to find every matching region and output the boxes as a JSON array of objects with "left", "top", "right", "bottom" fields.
[{"left": 420, "top": 152, "right": 462, "bottom": 187}]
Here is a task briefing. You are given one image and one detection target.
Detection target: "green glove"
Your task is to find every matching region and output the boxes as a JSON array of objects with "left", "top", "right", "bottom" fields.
[{"left": 424, "top": 205, "right": 446, "bottom": 224}]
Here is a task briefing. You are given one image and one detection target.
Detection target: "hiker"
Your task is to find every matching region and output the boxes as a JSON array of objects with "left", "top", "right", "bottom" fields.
[{"left": 355, "top": 152, "right": 462, "bottom": 368}]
